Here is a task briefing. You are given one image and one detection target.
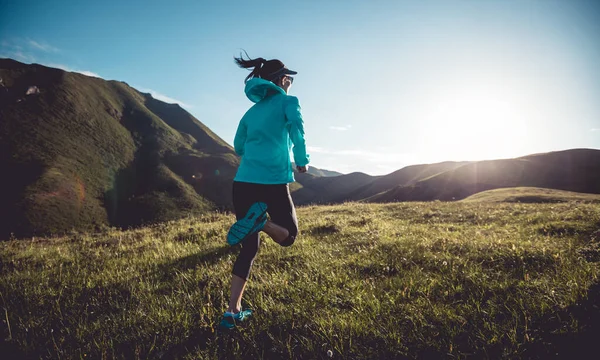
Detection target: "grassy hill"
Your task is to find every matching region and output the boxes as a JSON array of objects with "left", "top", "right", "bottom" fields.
[
  {"left": 1, "top": 201, "right": 599, "bottom": 359},
  {"left": 367, "top": 149, "right": 600, "bottom": 203},
  {"left": 293, "top": 149, "right": 600, "bottom": 206},
  {"left": 292, "top": 162, "right": 470, "bottom": 205},
  {"left": 347, "top": 161, "right": 470, "bottom": 201},
  {"left": 292, "top": 171, "right": 374, "bottom": 204},
  {"left": 0, "top": 59, "right": 238, "bottom": 238},
  {"left": 463, "top": 187, "right": 600, "bottom": 203},
  {"left": 292, "top": 161, "right": 480, "bottom": 205}
]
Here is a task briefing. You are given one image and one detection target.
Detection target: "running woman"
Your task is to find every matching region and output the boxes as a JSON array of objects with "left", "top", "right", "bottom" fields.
[{"left": 220, "top": 53, "right": 310, "bottom": 329}]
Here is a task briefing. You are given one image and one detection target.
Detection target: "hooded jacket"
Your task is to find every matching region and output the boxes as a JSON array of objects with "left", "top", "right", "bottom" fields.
[{"left": 233, "top": 78, "right": 310, "bottom": 184}]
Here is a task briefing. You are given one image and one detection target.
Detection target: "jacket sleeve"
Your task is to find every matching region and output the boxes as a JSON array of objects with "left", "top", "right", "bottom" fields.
[
  {"left": 233, "top": 119, "right": 247, "bottom": 156},
  {"left": 285, "top": 96, "right": 310, "bottom": 166}
]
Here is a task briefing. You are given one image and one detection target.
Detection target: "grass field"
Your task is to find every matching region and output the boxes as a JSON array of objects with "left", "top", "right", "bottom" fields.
[
  {"left": 462, "top": 187, "right": 600, "bottom": 204},
  {"left": 1, "top": 201, "right": 599, "bottom": 359}
]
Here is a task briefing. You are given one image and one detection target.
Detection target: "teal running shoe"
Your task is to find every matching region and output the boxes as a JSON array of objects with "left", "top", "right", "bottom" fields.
[
  {"left": 227, "top": 202, "right": 268, "bottom": 246},
  {"left": 219, "top": 309, "right": 253, "bottom": 329}
]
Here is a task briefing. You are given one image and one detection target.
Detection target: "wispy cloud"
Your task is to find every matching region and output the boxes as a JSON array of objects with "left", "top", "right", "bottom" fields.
[
  {"left": 1, "top": 40, "right": 22, "bottom": 51},
  {"left": 136, "top": 86, "right": 192, "bottom": 109},
  {"left": 3, "top": 51, "right": 36, "bottom": 63},
  {"left": 45, "top": 63, "right": 101, "bottom": 78},
  {"left": 2, "top": 38, "right": 59, "bottom": 62},
  {"left": 329, "top": 125, "right": 352, "bottom": 131},
  {"left": 591, "top": 128, "right": 599, "bottom": 132},
  {"left": 28, "top": 40, "right": 59, "bottom": 53}
]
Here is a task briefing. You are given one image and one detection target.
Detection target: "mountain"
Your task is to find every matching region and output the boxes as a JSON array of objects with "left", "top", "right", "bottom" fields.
[
  {"left": 291, "top": 161, "right": 468, "bottom": 204},
  {"left": 345, "top": 161, "right": 469, "bottom": 201},
  {"left": 291, "top": 149, "right": 600, "bottom": 205},
  {"left": 0, "top": 59, "right": 239, "bottom": 238},
  {"left": 367, "top": 149, "right": 600, "bottom": 202},
  {"left": 301, "top": 164, "right": 343, "bottom": 177},
  {"left": 292, "top": 171, "right": 374, "bottom": 204}
]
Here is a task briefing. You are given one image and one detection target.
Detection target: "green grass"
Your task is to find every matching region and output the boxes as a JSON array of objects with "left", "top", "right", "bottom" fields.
[
  {"left": 1, "top": 202, "right": 600, "bottom": 359},
  {"left": 462, "top": 187, "right": 600, "bottom": 204}
]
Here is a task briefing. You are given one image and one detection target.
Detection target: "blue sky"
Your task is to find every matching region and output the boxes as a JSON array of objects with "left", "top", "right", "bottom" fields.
[{"left": 2, "top": 0, "right": 599, "bottom": 175}]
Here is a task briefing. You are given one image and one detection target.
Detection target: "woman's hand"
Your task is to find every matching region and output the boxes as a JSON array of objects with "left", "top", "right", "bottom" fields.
[{"left": 296, "top": 165, "right": 308, "bottom": 173}]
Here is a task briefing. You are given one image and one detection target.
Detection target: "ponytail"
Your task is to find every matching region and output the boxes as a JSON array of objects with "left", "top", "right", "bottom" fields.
[{"left": 234, "top": 50, "right": 266, "bottom": 83}]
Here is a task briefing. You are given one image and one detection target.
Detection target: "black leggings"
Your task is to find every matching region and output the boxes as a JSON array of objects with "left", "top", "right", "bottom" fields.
[{"left": 231, "top": 181, "right": 298, "bottom": 280}]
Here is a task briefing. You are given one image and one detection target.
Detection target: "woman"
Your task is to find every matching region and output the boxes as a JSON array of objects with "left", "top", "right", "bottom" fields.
[{"left": 220, "top": 53, "right": 310, "bottom": 329}]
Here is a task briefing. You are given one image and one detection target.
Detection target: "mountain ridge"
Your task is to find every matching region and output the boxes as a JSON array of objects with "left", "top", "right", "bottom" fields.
[{"left": 364, "top": 148, "right": 600, "bottom": 203}]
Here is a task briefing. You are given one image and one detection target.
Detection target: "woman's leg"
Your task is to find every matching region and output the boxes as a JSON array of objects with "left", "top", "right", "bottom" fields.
[
  {"left": 227, "top": 182, "right": 262, "bottom": 313},
  {"left": 227, "top": 274, "right": 248, "bottom": 313},
  {"left": 229, "top": 231, "right": 259, "bottom": 312},
  {"left": 262, "top": 220, "right": 289, "bottom": 243},
  {"left": 263, "top": 184, "right": 298, "bottom": 247}
]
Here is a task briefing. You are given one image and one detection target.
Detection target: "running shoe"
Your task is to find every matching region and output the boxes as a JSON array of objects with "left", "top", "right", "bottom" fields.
[
  {"left": 226, "top": 202, "right": 268, "bottom": 246},
  {"left": 219, "top": 309, "right": 253, "bottom": 329}
]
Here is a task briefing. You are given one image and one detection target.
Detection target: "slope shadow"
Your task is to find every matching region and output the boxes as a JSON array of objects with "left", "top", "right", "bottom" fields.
[
  {"left": 523, "top": 281, "right": 600, "bottom": 359},
  {"left": 157, "top": 245, "right": 237, "bottom": 278},
  {"left": 155, "top": 245, "right": 242, "bottom": 358}
]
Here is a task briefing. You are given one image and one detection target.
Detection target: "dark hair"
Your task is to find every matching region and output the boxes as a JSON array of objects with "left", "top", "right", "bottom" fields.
[
  {"left": 234, "top": 50, "right": 267, "bottom": 83},
  {"left": 234, "top": 50, "right": 289, "bottom": 84}
]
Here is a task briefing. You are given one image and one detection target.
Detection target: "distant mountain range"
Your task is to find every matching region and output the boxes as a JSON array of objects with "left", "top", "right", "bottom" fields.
[
  {"left": 291, "top": 149, "right": 600, "bottom": 204},
  {"left": 292, "top": 163, "right": 343, "bottom": 177},
  {"left": 1, "top": 59, "right": 599, "bottom": 238}
]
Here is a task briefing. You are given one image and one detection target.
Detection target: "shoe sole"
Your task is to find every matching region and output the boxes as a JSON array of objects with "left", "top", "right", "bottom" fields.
[{"left": 227, "top": 202, "right": 268, "bottom": 246}]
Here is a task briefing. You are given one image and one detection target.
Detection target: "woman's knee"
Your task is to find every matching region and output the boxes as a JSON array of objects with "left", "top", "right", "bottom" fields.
[{"left": 279, "top": 225, "right": 298, "bottom": 247}]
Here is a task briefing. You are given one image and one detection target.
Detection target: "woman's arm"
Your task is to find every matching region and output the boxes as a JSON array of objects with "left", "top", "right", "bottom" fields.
[
  {"left": 285, "top": 96, "right": 310, "bottom": 167},
  {"left": 233, "top": 119, "right": 247, "bottom": 156}
]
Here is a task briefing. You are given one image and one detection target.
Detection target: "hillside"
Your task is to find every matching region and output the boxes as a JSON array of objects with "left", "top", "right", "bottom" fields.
[
  {"left": 462, "top": 187, "right": 600, "bottom": 203},
  {"left": 292, "top": 161, "right": 469, "bottom": 205},
  {"left": 2, "top": 202, "right": 599, "bottom": 358},
  {"left": 292, "top": 171, "right": 374, "bottom": 204},
  {"left": 292, "top": 163, "right": 342, "bottom": 177},
  {"left": 293, "top": 149, "right": 600, "bottom": 206},
  {"left": 0, "top": 59, "right": 238, "bottom": 238},
  {"left": 346, "top": 161, "right": 469, "bottom": 201},
  {"left": 368, "top": 149, "right": 600, "bottom": 203}
]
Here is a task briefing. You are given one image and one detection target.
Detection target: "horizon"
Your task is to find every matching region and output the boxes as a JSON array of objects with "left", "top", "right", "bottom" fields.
[{"left": 2, "top": 0, "right": 599, "bottom": 175}]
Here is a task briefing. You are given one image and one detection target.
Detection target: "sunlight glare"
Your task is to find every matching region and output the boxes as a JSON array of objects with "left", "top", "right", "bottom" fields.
[{"left": 422, "top": 86, "right": 531, "bottom": 161}]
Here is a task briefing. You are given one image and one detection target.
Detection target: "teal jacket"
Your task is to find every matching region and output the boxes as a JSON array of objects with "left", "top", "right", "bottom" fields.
[{"left": 233, "top": 78, "right": 310, "bottom": 184}]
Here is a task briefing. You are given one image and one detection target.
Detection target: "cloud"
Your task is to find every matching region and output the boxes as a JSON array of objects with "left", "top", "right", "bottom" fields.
[
  {"left": 44, "top": 63, "right": 101, "bottom": 78},
  {"left": 2, "top": 38, "right": 59, "bottom": 56},
  {"left": 136, "top": 86, "right": 192, "bottom": 109},
  {"left": 329, "top": 125, "right": 352, "bottom": 131},
  {"left": 4, "top": 51, "right": 36, "bottom": 63},
  {"left": 28, "top": 40, "right": 59, "bottom": 53},
  {"left": 75, "top": 70, "right": 102, "bottom": 78},
  {"left": 591, "top": 128, "right": 599, "bottom": 132},
  {"left": 1, "top": 40, "right": 22, "bottom": 51}
]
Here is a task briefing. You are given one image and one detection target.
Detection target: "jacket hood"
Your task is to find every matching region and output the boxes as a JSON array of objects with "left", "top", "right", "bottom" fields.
[{"left": 244, "top": 78, "right": 286, "bottom": 103}]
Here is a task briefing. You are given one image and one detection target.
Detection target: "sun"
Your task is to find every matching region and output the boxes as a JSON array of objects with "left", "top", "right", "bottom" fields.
[{"left": 422, "top": 88, "right": 531, "bottom": 161}]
